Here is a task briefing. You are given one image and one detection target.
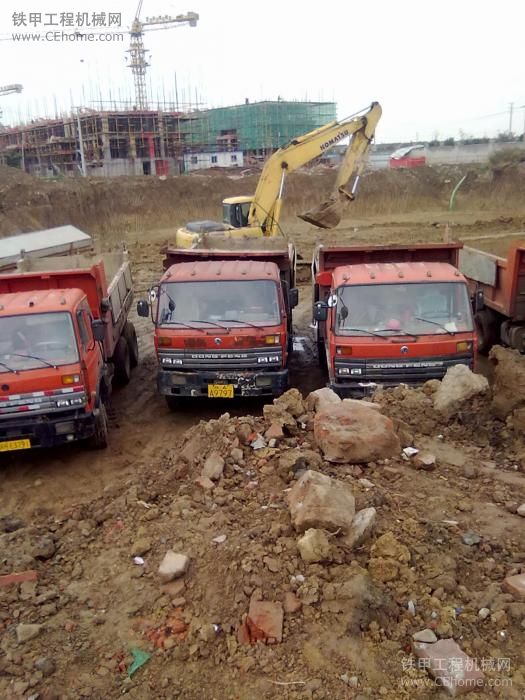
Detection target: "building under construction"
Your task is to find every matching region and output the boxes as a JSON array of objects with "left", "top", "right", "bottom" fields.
[{"left": 0, "top": 100, "right": 337, "bottom": 178}]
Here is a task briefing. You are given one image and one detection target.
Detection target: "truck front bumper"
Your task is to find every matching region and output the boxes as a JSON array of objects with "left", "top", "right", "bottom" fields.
[
  {"left": 158, "top": 368, "right": 289, "bottom": 398},
  {"left": 0, "top": 410, "right": 96, "bottom": 450}
]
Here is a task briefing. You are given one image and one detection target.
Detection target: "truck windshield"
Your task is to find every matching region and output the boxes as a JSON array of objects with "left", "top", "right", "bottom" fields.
[
  {"left": 0, "top": 312, "right": 79, "bottom": 372},
  {"left": 158, "top": 280, "right": 280, "bottom": 326},
  {"left": 335, "top": 282, "right": 474, "bottom": 336}
]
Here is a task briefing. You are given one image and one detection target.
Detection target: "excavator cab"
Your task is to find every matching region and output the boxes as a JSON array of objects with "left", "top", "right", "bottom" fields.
[{"left": 222, "top": 196, "right": 253, "bottom": 229}]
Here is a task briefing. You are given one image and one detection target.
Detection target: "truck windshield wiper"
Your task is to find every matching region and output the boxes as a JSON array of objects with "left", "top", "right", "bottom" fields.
[
  {"left": 414, "top": 316, "right": 456, "bottom": 336},
  {"left": 7, "top": 352, "right": 57, "bottom": 369},
  {"left": 374, "top": 328, "right": 419, "bottom": 340},
  {"left": 161, "top": 321, "right": 206, "bottom": 332},
  {"left": 187, "top": 319, "right": 232, "bottom": 331},
  {"left": 338, "top": 326, "right": 397, "bottom": 339},
  {"left": 0, "top": 359, "right": 18, "bottom": 374},
  {"left": 219, "top": 318, "right": 264, "bottom": 329}
]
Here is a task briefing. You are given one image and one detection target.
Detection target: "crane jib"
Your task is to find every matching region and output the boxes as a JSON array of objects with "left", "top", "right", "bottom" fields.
[{"left": 319, "top": 129, "right": 349, "bottom": 151}]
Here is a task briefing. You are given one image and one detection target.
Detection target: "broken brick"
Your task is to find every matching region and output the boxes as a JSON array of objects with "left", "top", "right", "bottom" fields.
[
  {"left": 502, "top": 573, "right": 525, "bottom": 599},
  {"left": 0, "top": 570, "right": 38, "bottom": 588},
  {"left": 264, "top": 423, "right": 284, "bottom": 440},
  {"left": 247, "top": 600, "right": 283, "bottom": 644},
  {"left": 413, "top": 638, "right": 484, "bottom": 696}
]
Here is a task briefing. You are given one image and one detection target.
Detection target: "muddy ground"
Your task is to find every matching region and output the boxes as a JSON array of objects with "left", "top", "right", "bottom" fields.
[{"left": 0, "top": 163, "right": 525, "bottom": 698}]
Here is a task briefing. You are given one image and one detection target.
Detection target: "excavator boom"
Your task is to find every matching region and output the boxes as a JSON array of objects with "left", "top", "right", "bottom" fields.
[{"left": 250, "top": 102, "right": 382, "bottom": 233}]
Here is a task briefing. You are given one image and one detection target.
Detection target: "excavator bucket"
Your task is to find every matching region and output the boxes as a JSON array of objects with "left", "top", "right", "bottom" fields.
[{"left": 297, "top": 196, "right": 344, "bottom": 229}]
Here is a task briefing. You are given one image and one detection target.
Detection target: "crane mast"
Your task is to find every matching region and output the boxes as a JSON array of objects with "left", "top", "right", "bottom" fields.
[{"left": 127, "top": 1, "right": 198, "bottom": 109}]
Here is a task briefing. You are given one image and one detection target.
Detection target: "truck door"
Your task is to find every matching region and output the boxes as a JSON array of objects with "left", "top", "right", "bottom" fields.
[{"left": 76, "top": 302, "right": 103, "bottom": 406}]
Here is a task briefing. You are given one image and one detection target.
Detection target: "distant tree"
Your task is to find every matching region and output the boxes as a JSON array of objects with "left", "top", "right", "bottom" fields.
[
  {"left": 428, "top": 139, "right": 440, "bottom": 148},
  {"left": 443, "top": 137, "right": 455, "bottom": 147},
  {"left": 495, "top": 132, "right": 515, "bottom": 143}
]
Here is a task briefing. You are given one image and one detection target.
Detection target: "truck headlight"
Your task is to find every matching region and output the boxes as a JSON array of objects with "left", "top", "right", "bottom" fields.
[
  {"left": 268, "top": 355, "right": 280, "bottom": 363},
  {"left": 264, "top": 335, "right": 280, "bottom": 345},
  {"left": 56, "top": 399, "right": 71, "bottom": 408},
  {"left": 258, "top": 356, "right": 269, "bottom": 363},
  {"left": 337, "top": 367, "right": 350, "bottom": 375}
]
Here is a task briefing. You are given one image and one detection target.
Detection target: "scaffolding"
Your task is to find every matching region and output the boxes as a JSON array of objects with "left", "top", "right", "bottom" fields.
[{"left": 183, "top": 100, "right": 337, "bottom": 155}]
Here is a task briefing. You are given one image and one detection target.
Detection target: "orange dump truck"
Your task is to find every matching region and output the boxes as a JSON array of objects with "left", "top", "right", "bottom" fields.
[
  {"left": 313, "top": 243, "right": 477, "bottom": 396},
  {"left": 0, "top": 251, "right": 137, "bottom": 452},
  {"left": 137, "top": 240, "right": 297, "bottom": 408},
  {"left": 459, "top": 242, "right": 525, "bottom": 353}
]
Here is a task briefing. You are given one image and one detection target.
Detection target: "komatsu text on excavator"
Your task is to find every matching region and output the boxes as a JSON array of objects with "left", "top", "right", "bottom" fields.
[{"left": 175, "top": 102, "right": 382, "bottom": 248}]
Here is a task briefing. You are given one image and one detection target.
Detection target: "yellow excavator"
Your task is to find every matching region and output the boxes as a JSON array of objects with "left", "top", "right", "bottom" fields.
[{"left": 175, "top": 101, "right": 382, "bottom": 248}]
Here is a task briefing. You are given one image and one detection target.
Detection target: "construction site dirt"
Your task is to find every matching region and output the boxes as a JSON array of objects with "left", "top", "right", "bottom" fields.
[{"left": 1, "top": 162, "right": 525, "bottom": 699}]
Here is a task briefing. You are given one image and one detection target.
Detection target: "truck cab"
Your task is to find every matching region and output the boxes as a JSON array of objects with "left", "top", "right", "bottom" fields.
[
  {"left": 314, "top": 243, "right": 477, "bottom": 396},
  {"left": 138, "top": 242, "right": 297, "bottom": 408},
  {"left": 0, "top": 288, "right": 108, "bottom": 450}
]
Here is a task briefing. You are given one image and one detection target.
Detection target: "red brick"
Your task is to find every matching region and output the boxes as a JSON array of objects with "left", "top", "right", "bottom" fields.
[
  {"left": 265, "top": 423, "right": 284, "bottom": 440},
  {"left": 194, "top": 476, "right": 214, "bottom": 491},
  {"left": 413, "top": 638, "right": 485, "bottom": 696},
  {"left": 502, "top": 573, "right": 525, "bottom": 599},
  {"left": 247, "top": 600, "right": 283, "bottom": 644},
  {"left": 0, "top": 570, "right": 38, "bottom": 588}
]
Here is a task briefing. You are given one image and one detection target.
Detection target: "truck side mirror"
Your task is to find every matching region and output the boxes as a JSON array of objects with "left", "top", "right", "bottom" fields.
[
  {"left": 289, "top": 287, "right": 299, "bottom": 309},
  {"left": 314, "top": 300, "right": 328, "bottom": 322},
  {"left": 91, "top": 319, "right": 106, "bottom": 342},
  {"left": 474, "top": 289, "right": 485, "bottom": 312},
  {"left": 137, "top": 300, "right": 150, "bottom": 317}
]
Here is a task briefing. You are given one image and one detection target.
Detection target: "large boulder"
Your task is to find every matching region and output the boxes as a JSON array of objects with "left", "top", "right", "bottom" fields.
[
  {"left": 287, "top": 469, "right": 355, "bottom": 533},
  {"left": 305, "top": 387, "right": 341, "bottom": 413},
  {"left": 313, "top": 403, "right": 400, "bottom": 463},
  {"left": 489, "top": 345, "right": 525, "bottom": 418},
  {"left": 433, "top": 364, "right": 488, "bottom": 415}
]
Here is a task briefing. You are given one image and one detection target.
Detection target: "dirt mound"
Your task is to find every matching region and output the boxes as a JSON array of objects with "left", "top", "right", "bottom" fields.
[{"left": 1, "top": 386, "right": 524, "bottom": 698}]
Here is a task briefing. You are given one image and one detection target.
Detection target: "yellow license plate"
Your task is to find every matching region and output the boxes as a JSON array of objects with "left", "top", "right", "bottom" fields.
[
  {"left": 207, "top": 384, "right": 234, "bottom": 399},
  {"left": 0, "top": 439, "right": 31, "bottom": 452}
]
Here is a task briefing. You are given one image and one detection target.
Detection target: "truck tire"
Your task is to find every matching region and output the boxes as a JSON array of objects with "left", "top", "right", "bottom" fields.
[
  {"left": 165, "top": 395, "right": 179, "bottom": 412},
  {"left": 113, "top": 336, "right": 131, "bottom": 386},
  {"left": 123, "top": 321, "right": 139, "bottom": 368},
  {"left": 475, "top": 310, "right": 499, "bottom": 355},
  {"left": 88, "top": 403, "right": 109, "bottom": 450}
]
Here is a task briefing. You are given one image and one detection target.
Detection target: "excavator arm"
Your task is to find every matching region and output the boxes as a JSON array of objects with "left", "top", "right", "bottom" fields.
[{"left": 249, "top": 101, "right": 382, "bottom": 233}]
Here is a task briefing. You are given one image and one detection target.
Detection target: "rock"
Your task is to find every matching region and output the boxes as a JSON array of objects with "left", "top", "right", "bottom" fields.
[
  {"left": 371, "top": 532, "right": 411, "bottom": 563},
  {"left": 180, "top": 434, "right": 202, "bottom": 464},
  {"left": 412, "top": 638, "right": 484, "bottom": 695},
  {"left": 414, "top": 452, "right": 437, "bottom": 470},
  {"left": 517, "top": 504, "right": 525, "bottom": 517},
  {"left": 504, "top": 501, "right": 518, "bottom": 514},
  {"left": 462, "top": 532, "right": 481, "bottom": 546},
  {"left": 278, "top": 448, "right": 323, "bottom": 475},
  {"left": 0, "top": 516, "right": 25, "bottom": 532},
  {"left": 367, "top": 557, "right": 399, "bottom": 582},
  {"left": 273, "top": 388, "right": 305, "bottom": 417},
  {"left": 342, "top": 398, "right": 381, "bottom": 411},
  {"left": 247, "top": 600, "right": 283, "bottom": 643},
  {"left": 305, "top": 387, "right": 341, "bottom": 413},
  {"left": 34, "top": 657, "right": 56, "bottom": 676},
  {"left": 462, "top": 464, "right": 478, "bottom": 479},
  {"left": 263, "top": 556, "right": 280, "bottom": 573},
  {"left": 287, "top": 469, "right": 356, "bottom": 533},
  {"left": 16, "top": 623, "right": 43, "bottom": 643},
  {"left": 502, "top": 573, "right": 525, "bottom": 599},
  {"left": 264, "top": 423, "right": 284, "bottom": 440},
  {"left": 32, "top": 537, "right": 56, "bottom": 560},
  {"left": 433, "top": 364, "right": 489, "bottom": 416},
  {"left": 314, "top": 403, "right": 400, "bottom": 463},
  {"left": 158, "top": 551, "right": 190, "bottom": 583},
  {"left": 297, "top": 528, "right": 332, "bottom": 563},
  {"left": 412, "top": 629, "right": 438, "bottom": 643},
  {"left": 478, "top": 608, "right": 491, "bottom": 620},
  {"left": 283, "top": 592, "right": 302, "bottom": 614},
  {"left": 131, "top": 538, "right": 151, "bottom": 557},
  {"left": 237, "top": 423, "right": 254, "bottom": 445},
  {"left": 202, "top": 452, "right": 225, "bottom": 480},
  {"left": 490, "top": 346, "right": 525, "bottom": 418},
  {"left": 230, "top": 447, "right": 243, "bottom": 462},
  {"left": 194, "top": 476, "right": 214, "bottom": 490},
  {"left": 393, "top": 417, "right": 414, "bottom": 448},
  {"left": 342, "top": 507, "right": 377, "bottom": 549}
]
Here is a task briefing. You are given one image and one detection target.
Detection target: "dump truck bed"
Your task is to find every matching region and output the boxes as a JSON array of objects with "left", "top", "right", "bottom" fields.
[{"left": 0, "top": 226, "right": 93, "bottom": 271}]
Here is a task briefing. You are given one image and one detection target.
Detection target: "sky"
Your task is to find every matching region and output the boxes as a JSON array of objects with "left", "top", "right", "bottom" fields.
[{"left": 0, "top": 0, "right": 524, "bottom": 143}]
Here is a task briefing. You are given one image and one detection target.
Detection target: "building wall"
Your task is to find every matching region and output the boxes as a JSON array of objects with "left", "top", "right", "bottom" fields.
[{"left": 183, "top": 151, "right": 244, "bottom": 172}]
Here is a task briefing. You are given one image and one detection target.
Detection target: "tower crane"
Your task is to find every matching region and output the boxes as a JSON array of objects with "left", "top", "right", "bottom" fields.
[{"left": 126, "top": 1, "right": 198, "bottom": 109}]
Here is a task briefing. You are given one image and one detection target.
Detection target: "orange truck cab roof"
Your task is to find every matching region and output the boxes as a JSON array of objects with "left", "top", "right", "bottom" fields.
[
  {"left": 161, "top": 259, "right": 281, "bottom": 284},
  {"left": 0, "top": 288, "right": 84, "bottom": 315},
  {"left": 332, "top": 261, "right": 466, "bottom": 288}
]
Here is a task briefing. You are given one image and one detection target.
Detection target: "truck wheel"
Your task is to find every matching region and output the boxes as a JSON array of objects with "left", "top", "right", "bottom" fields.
[
  {"left": 113, "top": 336, "right": 131, "bottom": 386},
  {"left": 165, "top": 395, "right": 179, "bottom": 412},
  {"left": 88, "top": 403, "right": 109, "bottom": 450},
  {"left": 123, "top": 321, "right": 139, "bottom": 368},
  {"left": 475, "top": 310, "right": 498, "bottom": 355}
]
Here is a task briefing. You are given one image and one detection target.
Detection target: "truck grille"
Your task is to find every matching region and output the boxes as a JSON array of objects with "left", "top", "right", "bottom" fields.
[
  {"left": 0, "top": 386, "right": 86, "bottom": 418},
  {"left": 335, "top": 354, "right": 473, "bottom": 384},
  {"left": 159, "top": 348, "right": 282, "bottom": 371}
]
